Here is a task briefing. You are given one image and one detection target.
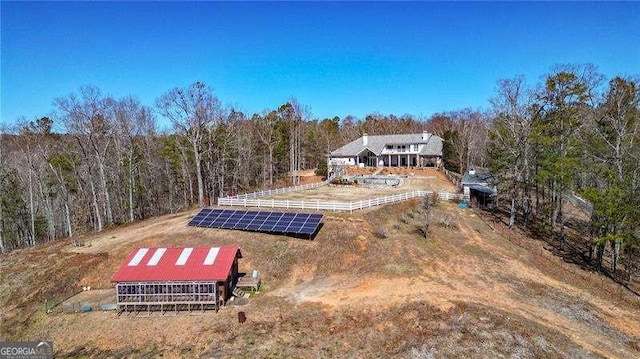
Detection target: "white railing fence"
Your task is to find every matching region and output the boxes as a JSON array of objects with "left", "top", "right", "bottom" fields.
[
  {"left": 226, "top": 175, "right": 334, "bottom": 200},
  {"left": 218, "top": 190, "right": 469, "bottom": 212}
]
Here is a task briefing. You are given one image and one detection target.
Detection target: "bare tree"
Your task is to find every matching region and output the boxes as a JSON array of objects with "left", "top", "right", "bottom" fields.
[
  {"left": 207, "top": 108, "right": 233, "bottom": 200},
  {"left": 339, "top": 115, "right": 361, "bottom": 144},
  {"left": 112, "top": 97, "right": 154, "bottom": 222},
  {"left": 254, "top": 111, "right": 279, "bottom": 187},
  {"left": 54, "top": 86, "right": 115, "bottom": 230},
  {"left": 231, "top": 117, "right": 256, "bottom": 194},
  {"left": 46, "top": 148, "right": 76, "bottom": 238},
  {"left": 319, "top": 116, "right": 340, "bottom": 155},
  {"left": 156, "top": 82, "right": 222, "bottom": 207},
  {"left": 226, "top": 109, "right": 251, "bottom": 197},
  {"left": 279, "top": 99, "right": 309, "bottom": 185},
  {"left": 449, "top": 109, "right": 488, "bottom": 172},
  {"left": 489, "top": 76, "right": 536, "bottom": 228},
  {"left": 28, "top": 119, "right": 57, "bottom": 240},
  {"left": 17, "top": 120, "right": 47, "bottom": 244}
]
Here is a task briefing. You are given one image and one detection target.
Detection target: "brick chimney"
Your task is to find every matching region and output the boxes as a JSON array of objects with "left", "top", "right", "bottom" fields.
[
  {"left": 422, "top": 131, "right": 429, "bottom": 141},
  {"left": 362, "top": 133, "right": 368, "bottom": 146}
]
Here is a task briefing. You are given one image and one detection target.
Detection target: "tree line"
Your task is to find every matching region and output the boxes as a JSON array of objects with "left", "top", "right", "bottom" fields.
[
  {"left": 0, "top": 81, "right": 480, "bottom": 251},
  {"left": 1, "top": 64, "right": 638, "bottom": 286},
  {"left": 488, "top": 64, "right": 639, "bottom": 280}
]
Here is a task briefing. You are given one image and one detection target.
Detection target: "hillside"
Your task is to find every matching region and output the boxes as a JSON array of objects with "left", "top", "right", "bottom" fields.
[{"left": 1, "top": 200, "right": 639, "bottom": 358}]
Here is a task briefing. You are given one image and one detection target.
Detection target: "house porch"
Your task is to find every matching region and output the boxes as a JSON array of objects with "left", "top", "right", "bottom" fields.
[{"left": 354, "top": 154, "right": 440, "bottom": 168}]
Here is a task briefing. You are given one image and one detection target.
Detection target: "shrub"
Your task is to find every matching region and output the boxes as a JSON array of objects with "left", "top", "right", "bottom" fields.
[
  {"left": 315, "top": 161, "right": 328, "bottom": 177},
  {"left": 373, "top": 226, "right": 388, "bottom": 239},
  {"left": 437, "top": 215, "right": 458, "bottom": 229}
]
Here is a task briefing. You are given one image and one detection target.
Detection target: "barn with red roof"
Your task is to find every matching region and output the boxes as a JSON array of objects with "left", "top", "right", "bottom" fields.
[{"left": 111, "top": 246, "right": 242, "bottom": 312}]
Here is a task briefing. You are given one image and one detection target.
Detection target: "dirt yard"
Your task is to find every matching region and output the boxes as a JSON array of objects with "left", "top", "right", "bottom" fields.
[
  {"left": 1, "top": 198, "right": 639, "bottom": 358},
  {"left": 67, "top": 212, "right": 196, "bottom": 255},
  {"left": 60, "top": 289, "right": 116, "bottom": 313},
  {"left": 273, "top": 169, "right": 324, "bottom": 187},
  {"left": 266, "top": 168, "right": 456, "bottom": 201}
]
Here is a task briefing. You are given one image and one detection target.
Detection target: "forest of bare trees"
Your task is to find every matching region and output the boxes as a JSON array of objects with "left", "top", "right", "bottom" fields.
[{"left": 1, "top": 66, "right": 639, "bottom": 288}]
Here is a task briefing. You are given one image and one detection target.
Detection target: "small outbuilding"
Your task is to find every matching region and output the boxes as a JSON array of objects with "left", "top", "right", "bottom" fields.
[
  {"left": 111, "top": 246, "right": 242, "bottom": 313},
  {"left": 461, "top": 168, "right": 497, "bottom": 208}
]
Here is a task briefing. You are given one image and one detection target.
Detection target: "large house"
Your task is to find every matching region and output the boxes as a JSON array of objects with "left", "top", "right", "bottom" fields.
[{"left": 328, "top": 131, "right": 443, "bottom": 168}]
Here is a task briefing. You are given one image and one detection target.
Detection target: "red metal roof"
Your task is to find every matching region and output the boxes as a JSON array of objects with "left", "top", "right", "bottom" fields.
[{"left": 111, "top": 246, "right": 241, "bottom": 282}]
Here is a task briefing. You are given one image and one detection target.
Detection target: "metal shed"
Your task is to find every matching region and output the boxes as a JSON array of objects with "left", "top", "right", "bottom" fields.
[{"left": 461, "top": 169, "right": 497, "bottom": 208}]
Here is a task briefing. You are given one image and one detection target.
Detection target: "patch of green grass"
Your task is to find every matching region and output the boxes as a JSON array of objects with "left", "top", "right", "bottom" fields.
[
  {"left": 463, "top": 245, "right": 503, "bottom": 265},
  {"left": 383, "top": 263, "right": 419, "bottom": 276},
  {"left": 415, "top": 237, "right": 441, "bottom": 249}
]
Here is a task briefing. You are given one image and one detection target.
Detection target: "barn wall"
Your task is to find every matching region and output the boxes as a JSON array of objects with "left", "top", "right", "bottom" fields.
[{"left": 115, "top": 281, "right": 219, "bottom": 312}]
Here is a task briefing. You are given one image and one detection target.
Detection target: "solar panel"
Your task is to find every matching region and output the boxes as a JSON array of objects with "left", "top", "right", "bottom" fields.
[
  {"left": 188, "top": 208, "right": 227, "bottom": 227},
  {"left": 245, "top": 221, "right": 262, "bottom": 231},
  {"left": 188, "top": 208, "right": 323, "bottom": 236}
]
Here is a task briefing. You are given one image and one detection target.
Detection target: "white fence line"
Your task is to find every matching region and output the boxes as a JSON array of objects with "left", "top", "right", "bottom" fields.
[
  {"left": 225, "top": 175, "right": 334, "bottom": 200},
  {"left": 218, "top": 190, "right": 469, "bottom": 212}
]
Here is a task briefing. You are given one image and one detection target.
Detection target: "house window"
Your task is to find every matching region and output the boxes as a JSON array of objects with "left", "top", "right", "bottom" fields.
[{"left": 386, "top": 145, "right": 393, "bottom": 150}]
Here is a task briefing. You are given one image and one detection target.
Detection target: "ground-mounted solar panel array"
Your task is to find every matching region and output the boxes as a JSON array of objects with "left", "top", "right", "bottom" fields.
[{"left": 188, "top": 209, "right": 323, "bottom": 236}]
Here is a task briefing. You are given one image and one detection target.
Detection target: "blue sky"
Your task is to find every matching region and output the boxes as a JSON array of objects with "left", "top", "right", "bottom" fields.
[{"left": 1, "top": 1, "right": 639, "bottom": 129}]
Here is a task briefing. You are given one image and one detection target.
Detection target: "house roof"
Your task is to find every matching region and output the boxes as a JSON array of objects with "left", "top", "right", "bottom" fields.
[
  {"left": 462, "top": 171, "right": 497, "bottom": 196},
  {"left": 329, "top": 133, "right": 443, "bottom": 157},
  {"left": 111, "top": 246, "right": 241, "bottom": 283},
  {"left": 461, "top": 171, "right": 494, "bottom": 186}
]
